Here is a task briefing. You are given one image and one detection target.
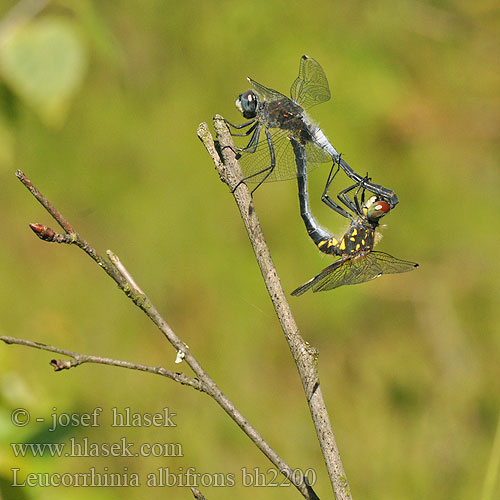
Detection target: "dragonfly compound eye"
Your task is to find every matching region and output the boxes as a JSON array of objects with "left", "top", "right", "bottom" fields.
[
  {"left": 365, "top": 199, "right": 390, "bottom": 221},
  {"left": 236, "top": 90, "right": 258, "bottom": 119}
]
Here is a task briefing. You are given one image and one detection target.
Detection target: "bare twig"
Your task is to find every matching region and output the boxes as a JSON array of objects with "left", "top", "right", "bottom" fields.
[
  {"left": 198, "top": 116, "right": 353, "bottom": 500},
  {"left": 0, "top": 335, "right": 204, "bottom": 391},
  {"left": 16, "top": 170, "right": 125, "bottom": 285},
  {"left": 107, "top": 249, "right": 144, "bottom": 294},
  {"left": 191, "top": 487, "right": 207, "bottom": 500},
  {"left": 12, "top": 170, "right": 319, "bottom": 500},
  {"left": 29, "top": 223, "right": 75, "bottom": 243}
]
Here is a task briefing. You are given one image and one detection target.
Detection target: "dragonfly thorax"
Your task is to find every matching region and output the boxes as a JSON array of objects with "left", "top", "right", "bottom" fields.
[{"left": 341, "top": 219, "right": 376, "bottom": 255}]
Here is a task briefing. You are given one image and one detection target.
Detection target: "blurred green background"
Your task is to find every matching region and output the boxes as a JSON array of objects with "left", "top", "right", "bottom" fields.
[{"left": 0, "top": 1, "right": 499, "bottom": 499}]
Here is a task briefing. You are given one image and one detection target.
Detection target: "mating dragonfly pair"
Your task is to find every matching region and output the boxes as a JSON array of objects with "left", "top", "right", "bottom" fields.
[{"left": 226, "top": 56, "right": 418, "bottom": 294}]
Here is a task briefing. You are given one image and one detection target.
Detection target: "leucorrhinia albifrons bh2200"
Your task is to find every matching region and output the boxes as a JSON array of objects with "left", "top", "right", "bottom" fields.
[
  {"left": 226, "top": 55, "right": 399, "bottom": 209},
  {"left": 289, "top": 138, "right": 418, "bottom": 295}
]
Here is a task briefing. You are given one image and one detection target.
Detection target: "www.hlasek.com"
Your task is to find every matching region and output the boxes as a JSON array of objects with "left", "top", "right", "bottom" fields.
[
  {"left": 11, "top": 438, "right": 183, "bottom": 459},
  {"left": 10, "top": 466, "right": 317, "bottom": 488}
]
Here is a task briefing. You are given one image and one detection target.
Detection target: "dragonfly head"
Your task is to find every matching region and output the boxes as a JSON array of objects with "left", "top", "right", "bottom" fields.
[
  {"left": 363, "top": 196, "right": 390, "bottom": 223},
  {"left": 236, "top": 90, "right": 258, "bottom": 119}
]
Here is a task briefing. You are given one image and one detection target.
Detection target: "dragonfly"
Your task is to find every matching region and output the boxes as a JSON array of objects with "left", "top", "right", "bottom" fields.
[
  {"left": 289, "top": 138, "right": 418, "bottom": 295},
  {"left": 226, "top": 55, "right": 399, "bottom": 208}
]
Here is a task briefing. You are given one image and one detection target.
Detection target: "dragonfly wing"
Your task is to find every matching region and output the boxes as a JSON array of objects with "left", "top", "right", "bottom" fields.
[
  {"left": 248, "top": 77, "right": 289, "bottom": 103},
  {"left": 292, "top": 252, "right": 418, "bottom": 296},
  {"left": 340, "top": 251, "right": 419, "bottom": 286},
  {"left": 290, "top": 56, "right": 331, "bottom": 110},
  {"left": 291, "top": 259, "right": 347, "bottom": 296},
  {"left": 305, "top": 139, "right": 333, "bottom": 165},
  {"left": 312, "top": 254, "right": 382, "bottom": 290},
  {"left": 340, "top": 253, "right": 385, "bottom": 286},
  {"left": 369, "top": 251, "right": 419, "bottom": 275},
  {"left": 235, "top": 128, "right": 290, "bottom": 183},
  {"left": 236, "top": 130, "right": 326, "bottom": 183}
]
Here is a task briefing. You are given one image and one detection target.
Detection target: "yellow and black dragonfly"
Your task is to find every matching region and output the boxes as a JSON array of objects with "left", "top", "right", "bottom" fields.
[{"left": 289, "top": 138, "right": 418, "bottom": 295}]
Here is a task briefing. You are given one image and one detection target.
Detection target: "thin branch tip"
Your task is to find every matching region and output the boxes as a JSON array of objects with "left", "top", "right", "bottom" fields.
[
  {"left": 196, "top": 121, "right": 209, "bottom": 137},
  {"left": 191, "top": 487, "right": 207, "bottom": 500}
]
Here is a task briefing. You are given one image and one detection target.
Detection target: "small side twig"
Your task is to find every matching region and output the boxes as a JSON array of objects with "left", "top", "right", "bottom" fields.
[
  {"left": 198, "top": 116, "right": 352, "bottom": 500},
  {"left": 107, "top": 249, "right": 144, "bottom": 294},
  {"left": 0, "top": 335, "right": 204, "bottom": 392}
]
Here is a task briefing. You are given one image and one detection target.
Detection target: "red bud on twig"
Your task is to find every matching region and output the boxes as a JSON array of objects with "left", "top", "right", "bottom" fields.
[
  {"left": 30, "top": 223, "right": 56, "bottom": 241},
  {"left": 29, "top": 224, "right": 73, "bottom": 244}
]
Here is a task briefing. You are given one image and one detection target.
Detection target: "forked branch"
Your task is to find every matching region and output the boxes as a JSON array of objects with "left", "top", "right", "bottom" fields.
[{"left": 0, "top": 335, "right": 204, "bottom": 391}]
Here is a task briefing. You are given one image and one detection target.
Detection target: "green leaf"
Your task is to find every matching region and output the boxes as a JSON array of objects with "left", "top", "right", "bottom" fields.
[{"left": 0, "top": 17, "right": 88, "bottom": 127}]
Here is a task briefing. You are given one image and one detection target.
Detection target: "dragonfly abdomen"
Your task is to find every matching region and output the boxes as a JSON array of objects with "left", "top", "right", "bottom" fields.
[
  {"left": 316, "top": 236, "right": 343, "bottom": 255},
  {"left": 301, "top": 114, "right": 340, "bottom": 161},
  {"left": 313, "top": 128, "right": 339, "bottom": 160}
]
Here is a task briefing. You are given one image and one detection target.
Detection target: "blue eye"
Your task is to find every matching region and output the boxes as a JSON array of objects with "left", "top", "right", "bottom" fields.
[{"left": 236, "top": 90, "right": 258, "bottom": 118}]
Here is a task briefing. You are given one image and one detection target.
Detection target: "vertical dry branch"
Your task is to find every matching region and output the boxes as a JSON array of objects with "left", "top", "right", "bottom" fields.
[{"left": 198, "top": 116, "right": 353, "bottom": 500}]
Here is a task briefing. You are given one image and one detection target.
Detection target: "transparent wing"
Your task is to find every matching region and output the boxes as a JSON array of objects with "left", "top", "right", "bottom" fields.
[
  {"left": 291, "top": 251, "right": 418, "bottom": 295},
  {"left": 290, "top": 56, "right": 331, "bottom": 110},
  {"left": 313, "top": 254, "right": 373, "bottom": 291},
  {"left": 305, "top": 139, "right": 332, "bottom": 164},
  {"left": 291, "top": 259, "right": 347, "bottom": 296},
  {"left": 248, "top": 77, "right": 289, "bottom": 103},
  {"left": 235, "top": 129, "right": 330, "bottom": 184},
  {"left": 367, "top": 251, "right": 419, "bottom": 276}
]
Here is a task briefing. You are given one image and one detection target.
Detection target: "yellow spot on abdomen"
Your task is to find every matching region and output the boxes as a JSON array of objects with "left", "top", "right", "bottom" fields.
[{"left": 339, "top": 239, "right": 346, "bottom": 251}]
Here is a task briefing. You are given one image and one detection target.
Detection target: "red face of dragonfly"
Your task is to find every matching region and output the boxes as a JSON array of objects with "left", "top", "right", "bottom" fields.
[{"left": 364, "top": 197, "right": 390, "bottom": 222}]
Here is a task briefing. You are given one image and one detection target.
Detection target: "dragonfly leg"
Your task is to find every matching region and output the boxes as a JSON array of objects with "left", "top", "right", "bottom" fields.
[
  {"left": 227, "top": 122, "right": 259, "bottom": 143},
  {"left": 225, "top": 119, "right": 261, "bottom": 157},
  {"left": 337, "top": 173, "right": 372, "bottom": 216},
  {"left": 321, "top": 163, "right": 355, "bottom": 221},
  {"left": 221, "top": 124, "right": 261, "bottom": 170},
  {"left": 232, "top": 126, "right": 275, "bottom": 194},
  {"left": 248, "top": 127, "right": 276, "bottom": 193},
  {"left": 220, "top": 123, "right": 260, "bottom": 162},
  {"left": 233, "top": 123, "right": 261, "bottom": 156},
  {"left": 337, "top": 157, "right": 399, "bottom": 208},
  {"left": 224, "top": 118, "right": 257, "bottom": 130}
]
